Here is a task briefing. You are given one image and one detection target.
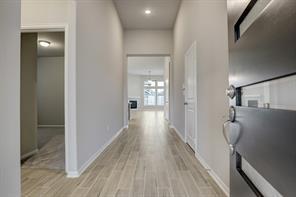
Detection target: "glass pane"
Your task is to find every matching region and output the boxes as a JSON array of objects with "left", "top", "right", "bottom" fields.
[
  {"left": 144, "top": 80, "right": 155, "bottom": 87},
  {"left": 157, "top": 81, "right": 164, "bottom": 87},
  {"left": 240, "top": 0, "right": 272, "bottom": 37},
  {"left": 157, "top": 89, "right": 165, "bottom": 106},
  {"left": 241, "top": 75, "right": 296, "bottom": 110},
  {"left": 144, "top": 88, "right": 156, "bottom": 106}
]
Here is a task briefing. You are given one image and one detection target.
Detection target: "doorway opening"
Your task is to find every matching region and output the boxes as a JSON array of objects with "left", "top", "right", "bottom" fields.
[
  {"left": 127, "top": 56, "right": 171, "bottom": 121},
  {"left": 20, "top": 31, "right": 66, "bottom": 171}
]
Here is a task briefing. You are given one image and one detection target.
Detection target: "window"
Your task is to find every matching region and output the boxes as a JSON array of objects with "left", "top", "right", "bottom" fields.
[
  {"left": 157, "top": 81, "right": 164, "bottom": 87},
  {"left": 157, "top": 89, "right": 164, "bottom": 106},
  {"left": 144, "top": 88, "right": 156, "bottom": 106},
  {"left": 144, "top": 80, "right": 165, "bottom": 106},
  {"left": 144, "top": 80, "right": 155, "bottom": 87}
]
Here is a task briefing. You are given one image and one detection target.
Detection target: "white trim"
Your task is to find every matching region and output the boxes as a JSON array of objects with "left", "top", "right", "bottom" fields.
[
  {"left": 170, "top": 125, "right": 229, "bottom": 196},
  {"left": 195, "top": 151, "right": 230, "bottom": 197},
  {"left": 124, "top": 54, "right": 172, "bottom": 127},
  {"left": 38, "top": 125, "right": 65, "bottom": 128},
  {"left": 169, "top": 124, "right": 185, "bottom": 142},
  {"left": 21, "top": 23, "right": 77, "bottom": 176},
  {"left": 67, "top": 126, "right": 127, "bottom": 178},
  {"left": 21, "top": 149, "right": 39, "bottom": 160}
]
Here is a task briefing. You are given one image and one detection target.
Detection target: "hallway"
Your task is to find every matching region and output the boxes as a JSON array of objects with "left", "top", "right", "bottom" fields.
[{"left": 21, "top": 111, "right": 225, "bottom": 197}]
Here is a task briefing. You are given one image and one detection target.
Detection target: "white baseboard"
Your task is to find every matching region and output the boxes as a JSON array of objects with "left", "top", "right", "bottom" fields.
[
  {"left": 169, "top": 124, "right": 185, "bottom": 142},
  {"left": 195, "top": 151, "right": 230, "bottom": 197},
  {"left": 66, "top": 171, "right": 80, "bottom": 178},
  {"left": 38, "top": 125, "right": 65, "bottom": 128},
  {"left": 169, "top": 124, "right": 229, "bottom": 196},
  {"left": 21, "top": 149, "right": 39, "bottom": 160},
  {"left": 66, "top": 125, "right": 127, "bottom": 178}
]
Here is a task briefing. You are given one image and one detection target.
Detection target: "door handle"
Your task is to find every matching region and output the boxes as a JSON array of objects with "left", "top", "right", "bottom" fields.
[
  {"left": 226, "top": 85, "right": 236, "bottom": 99},
  {"left": 223, "top": 106, "right": 237, "bottom": 155},
  {"left": 223, "top": 120, "right": 235, "bottom": 155},
  {"left": 184, "top": 102, "right": 188, "bottom": 105}
]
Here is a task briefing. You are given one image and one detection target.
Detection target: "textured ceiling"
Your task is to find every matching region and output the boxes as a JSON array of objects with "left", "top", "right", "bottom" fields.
[
  {"left": 38, "top": 32, "right": 64, "bottom": 57},
  {"left": 114, "top": 0, "right": 181, "bottom": 29}
]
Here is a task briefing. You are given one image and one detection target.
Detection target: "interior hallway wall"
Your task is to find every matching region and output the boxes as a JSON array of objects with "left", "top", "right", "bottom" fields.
[
  {"left": 124, "top": 30, "right": 173, "bottom": 55},
  {"left": 21, "top": 33, "right": 38, "bottom": 157},
  {"left": 124, "top": 30, "right": 173, "bottom": 125},
  {"left": 0, "top": 1, "right": 21, "bottom": 196},
  {"left": 37, "top": 57, "right": 65, "bottom": 126},
  {"left": 76, "top": 0, "right": 124, "bottom": 170},
  {"left": 173, "top": 0, "right": 230, "bottom": 191},
  {"left": 128, "top": 74, "right": 142, "bottom": 100}
]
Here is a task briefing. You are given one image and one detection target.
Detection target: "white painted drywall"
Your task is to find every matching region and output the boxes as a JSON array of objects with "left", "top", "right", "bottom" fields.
[
  {"left": 124, "top": 30, "right": 173, "bottom": 55},
  {"left": 128, "top": 74, "right": 142, "bottom": 99},
  {"left": 75, "top": 0, "right": 124, "bottom": 170},
  {"left": 37, "top": 57, "right": 65, "bottom": 126},
  {"left": 0, "top": 1, "right": 21, "bottom": 196},
  {"left": 21, "top": 0, "right": 78, "bottom": 174},
  {"left": 173, "top": 0, "right": 230, "bottom": 191}
]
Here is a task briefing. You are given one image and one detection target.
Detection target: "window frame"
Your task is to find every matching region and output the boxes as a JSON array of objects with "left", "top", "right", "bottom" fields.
[{"left": 143, "top": 79, "right": 165, "bottom": 107}]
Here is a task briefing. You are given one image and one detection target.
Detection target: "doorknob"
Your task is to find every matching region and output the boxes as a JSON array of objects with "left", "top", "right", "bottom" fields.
[
  {"left": 184, "top": 102, "right": 188, "bottom": 105},
  {"left": 226, "top": 85, "right": 236, "bottom": 99},
  {"left": 223, "top": 106, "right": 236, "bottom": 155}
]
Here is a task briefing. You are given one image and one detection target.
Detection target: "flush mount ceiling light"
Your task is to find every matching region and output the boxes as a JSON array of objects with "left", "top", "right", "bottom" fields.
[
  {"left": 145, "top": 9, "right": 152, "bottom": 15},
  {"left": 39, "top": 40, "right": 51, "bottom": 47}
]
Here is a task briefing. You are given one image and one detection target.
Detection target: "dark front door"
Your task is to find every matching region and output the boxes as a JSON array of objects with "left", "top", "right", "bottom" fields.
[{"left": 227, "top": 0, "right": 296, "bottom": 196}]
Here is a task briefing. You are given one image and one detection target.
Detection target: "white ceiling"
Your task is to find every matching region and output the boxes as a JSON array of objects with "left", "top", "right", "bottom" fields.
[
  {"left": 114, "top": 0, "right": 181, "bottom": 29},
  {"left": 128, "top": 56, "right": 167, "bottom": 76},
  {"left": 38, "top": 32, "right": 64, "bottom": 57}
]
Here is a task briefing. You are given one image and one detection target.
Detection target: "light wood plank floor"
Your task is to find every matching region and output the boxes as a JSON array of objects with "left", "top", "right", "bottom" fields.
[{"left": 22, "top": 111, "right": 226, "bottom": 197}]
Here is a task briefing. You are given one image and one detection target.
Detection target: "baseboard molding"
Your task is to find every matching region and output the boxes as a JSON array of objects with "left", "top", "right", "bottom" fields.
[
  {"left": 38, "top": 125, "right": 65, "bottom": 128},
  {"left": 66, "top": 125, "right": 127, "bottom": 178},
  {"left": 195, "top": 151, "right": 230, "bottom": 197},
  {"left": 169, "top": 124, "right": 185, "bottom": 142},
  {"left": 170, "top": 124, "right": 229, "bottom": 196},
  {"left": 21, "top": 149, "right": 39, "bottom": 160}
]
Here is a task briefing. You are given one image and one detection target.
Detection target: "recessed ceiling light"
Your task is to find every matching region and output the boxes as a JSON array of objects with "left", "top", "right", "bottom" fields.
[
  {"left": 39, "top": 40, "right": 51, "bottom": 47},
  {"left": 145, "top": 9, "right": 152, "bottom": 15}
]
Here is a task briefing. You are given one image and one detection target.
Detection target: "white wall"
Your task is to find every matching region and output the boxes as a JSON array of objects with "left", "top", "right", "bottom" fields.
[
  {"left": 128, "top": 74, "right": 142, "bottom": 99},
  {"left": 124, "top": 30, "right": 173, "bottom": 55},
  {"left": 37, "top": 57, "right": 65, "bottom": 126},
  {"left": 173, "top": 0, "right": 230, "bottom": 193},
  {"left": 21, "top": 0, "right": 78, "bottom": 174},
  {"left": 0, "top": 1, "right": 21, "bottom": 196},
  {"left": 76, "top": 0, "right": 124, "bottom": 170}
]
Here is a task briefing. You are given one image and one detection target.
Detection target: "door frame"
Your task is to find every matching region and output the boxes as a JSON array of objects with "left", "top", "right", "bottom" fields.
[
  {"left": 184, "top": 41, "right": 198, "bottom": 152},
  {"left": 21, "top": 24, "right": 76, "bottom": 176},
  {"left": 124, "top": 54, "right": 172, "bottom": 125}
]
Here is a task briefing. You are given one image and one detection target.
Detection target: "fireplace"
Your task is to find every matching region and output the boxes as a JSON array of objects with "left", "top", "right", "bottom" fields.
[{"left": 129, "top": 100, "right": 137, "bottom": 109}]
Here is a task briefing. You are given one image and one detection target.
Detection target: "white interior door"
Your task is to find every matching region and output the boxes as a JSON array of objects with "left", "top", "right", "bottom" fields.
[
  {"left": 164, "top": 57, "right": 170, "bottom": 121},
  {"left": 185, "top": 42, "right": 197, "bottom": 151}
]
